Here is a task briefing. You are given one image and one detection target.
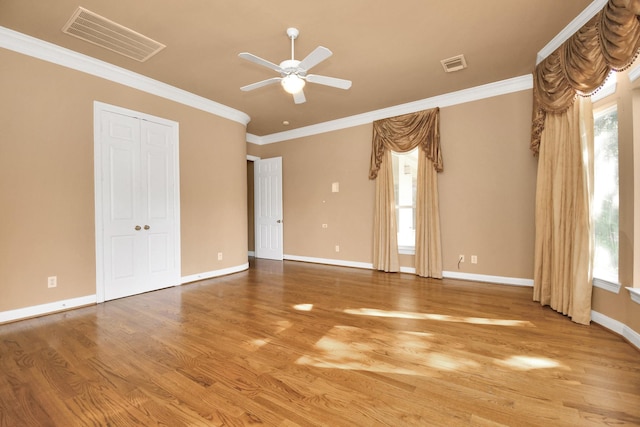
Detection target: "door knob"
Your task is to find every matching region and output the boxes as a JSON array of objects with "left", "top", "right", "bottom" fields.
[
  {"left": 277, "top": 220, "right": 282, "bottom": 223},
  {"left": 144, "top": 225, "right": 150, "bottom": 230},
  {"left": 135, "top": 225, "right": 141, "bottom": 231}
]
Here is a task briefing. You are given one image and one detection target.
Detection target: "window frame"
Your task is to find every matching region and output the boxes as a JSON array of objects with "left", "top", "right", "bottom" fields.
[
  {"left": 592, "top": 94, "right": 622, "bottom": 294},
  {"left": 391, "top": 149, "right": 418, "bottom": 255}
]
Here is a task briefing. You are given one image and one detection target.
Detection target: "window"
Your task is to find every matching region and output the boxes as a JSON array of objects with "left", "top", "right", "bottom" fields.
[
  {"left": 392, "top": 149, "right": 418, "bottom": 252},
  {"left": 593, "top": 104, "right": 619, "bottom": 284}
]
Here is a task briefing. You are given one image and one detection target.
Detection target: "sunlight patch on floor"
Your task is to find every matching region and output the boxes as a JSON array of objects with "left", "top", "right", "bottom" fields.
[
  {"left": 295, "top": 325, "right": 480, "bottom": 376},
  {"left": 496, "top": 355, "right": 566, "bottom": 371},
  {"left": 245, "top": 337, "right": 271, "bottom": 351},
  {"left": 244, "top": 320, "right": 292, "bottom": 351},
  {"left": 344, "top": 308, "right": 534, "bottom": 327},
  {"left": 274, "top": 319, "right": 292, "bottom": 333},
  {"left": 293, "top": 303, "right": 314, "bottom": 311}
]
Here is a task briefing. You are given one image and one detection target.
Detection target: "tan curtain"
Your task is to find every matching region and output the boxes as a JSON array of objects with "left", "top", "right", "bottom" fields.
[
  {"left": 373, "top": 150, "right": 399, "bottom": 272},
  {"left": 533, "top": 97, "right": 594, "bottom": 325},
  {"left": 370, "top": 108, "right": 442, "bottom": 277},
  {"left": 415, "top": 154, "right": 443, "bottom": 278},
  {"left": 531, "top": 0, "right": 640, "bottom": 324}
]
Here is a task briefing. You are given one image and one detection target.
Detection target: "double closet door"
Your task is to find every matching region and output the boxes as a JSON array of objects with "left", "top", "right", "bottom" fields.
[{"left": 96, "top": 104, "right": 180, "bottom": 302}]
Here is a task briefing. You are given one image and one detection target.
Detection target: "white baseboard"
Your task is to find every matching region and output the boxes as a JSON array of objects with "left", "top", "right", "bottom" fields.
[
  {"left": 248, "top": 251, "right": 255, "bottom": 257},
  {"left": 283, "top": 255, "right": 533, "bottom": 287},
  {"left": 0, "top": 294, "right": 96, "bottom": 324},
  {"left": 592, "top": 310, "right": 640, "bottom": 351},
  {"left": 181, "top": 262, "right": 249, "bottom": 284},
  {"left": 284, "top": 254, "right": 374, "bottom": 270},
  {"left": 443, "top": 271, "right": 534, "bottom": 287}
]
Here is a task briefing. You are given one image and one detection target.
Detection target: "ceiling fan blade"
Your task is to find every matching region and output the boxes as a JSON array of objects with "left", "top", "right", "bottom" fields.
[
  {"left": 306, "top": 74, "right": 352, "bottom": 90},
  {"left": 293, "top": 90, "right": 306, "bottom": 104},
  {"left": 240, "top": 77, "right": 282, "bottom": 92},
  {"left": 238, "top": 52, "right": 283, "bottom": 73},
  {"left": 298, "top": 46, "right": 332, "bottom": 71}
]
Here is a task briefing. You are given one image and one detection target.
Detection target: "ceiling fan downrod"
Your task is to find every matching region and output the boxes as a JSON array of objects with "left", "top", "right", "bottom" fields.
[{"left": 286, "top": 27, "right": 299, "bottom": 61}]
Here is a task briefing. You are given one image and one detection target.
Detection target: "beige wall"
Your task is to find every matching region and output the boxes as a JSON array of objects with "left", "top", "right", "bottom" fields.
[
  {"left": 439, "top": 91, "right": 537, "bottom": 277},
  {"left": 257, "top": 126, "right": 375, "bottom": 263},
  {"left": 0, "top": 48, "right": 248, "bottom": 312},
  {"left": 250, "top": 90, "right": 537, "bottom": 279}
]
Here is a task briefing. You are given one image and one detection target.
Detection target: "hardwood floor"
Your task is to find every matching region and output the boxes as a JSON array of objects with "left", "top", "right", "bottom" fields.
[{"left": 1, "top": 259, "right": 639, "bottom": 426}]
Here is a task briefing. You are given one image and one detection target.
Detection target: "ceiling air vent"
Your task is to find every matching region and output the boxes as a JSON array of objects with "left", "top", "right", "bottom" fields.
[
  {"left": 440, "top": 54, "right": 467, "bottom": 73},
  {"left": 62, "top": 7, "right": 165, "bottom": 62}
]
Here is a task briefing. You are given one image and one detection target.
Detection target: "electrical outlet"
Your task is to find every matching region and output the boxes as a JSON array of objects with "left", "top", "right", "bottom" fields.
[
  {"left": 471, "top": 255, "right": 478, "bottom": 264},
  {"left": 47, "top": 276, "right": 57, "bottom": 288},
  {"left": 335, "top": 245, "right": 340, "bottom": 252},
  {"left": 217, "top": 252, "right": 223, "bottom": 261},
  {"left": 458, "top": 255, "right": 465, "bottom": 263},
  {"left": 322, "top": 224, "right": 328, "bottom": 229}
]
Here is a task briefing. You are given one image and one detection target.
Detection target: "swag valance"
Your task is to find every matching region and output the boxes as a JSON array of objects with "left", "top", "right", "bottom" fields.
[
  {"left": 369, "top": 108, "right": 442, "bottom": 179},
  {"left": 531, "top": 0, "right": 640, "bottom": 153}
]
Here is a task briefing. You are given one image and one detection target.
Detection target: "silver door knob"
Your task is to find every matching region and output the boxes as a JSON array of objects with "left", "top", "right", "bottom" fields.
[
  {"left": 135, "top": 225, "right": 141, "bottom": 231},
  {"left": 144, "top": 225, "right": 150, "bottom": 230}
]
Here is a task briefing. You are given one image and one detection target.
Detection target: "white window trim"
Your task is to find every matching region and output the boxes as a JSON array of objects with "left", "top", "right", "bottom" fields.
[
  {"left": 626, "top": 287, "right": 640, "bottom": 304},
  {"left": 592, "top": 277, "right": 622, "bottom": 294},
  {"left": 398, "top": 246, "right": 415, "bottom": 255}
]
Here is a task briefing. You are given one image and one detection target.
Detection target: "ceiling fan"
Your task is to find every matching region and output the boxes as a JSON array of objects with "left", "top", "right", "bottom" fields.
[{"left": 238, "top": 27, "right": 352, "bottom": 104}]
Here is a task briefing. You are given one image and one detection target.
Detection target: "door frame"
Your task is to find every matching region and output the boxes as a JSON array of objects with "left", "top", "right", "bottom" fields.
[
  {"left": 93, "top": 101, "right": 181, "bottom": 303},
  {"left": 247, "top": 155, "right": 284, "bottom": 260}
]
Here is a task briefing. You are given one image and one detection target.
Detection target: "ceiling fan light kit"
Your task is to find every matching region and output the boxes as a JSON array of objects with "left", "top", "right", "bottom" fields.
[
  {"left": 239, "top": 27, "right": 351, "bottom": 104},
  {"left": 281, "top": 74, "right": 305, "bottom": 94}
]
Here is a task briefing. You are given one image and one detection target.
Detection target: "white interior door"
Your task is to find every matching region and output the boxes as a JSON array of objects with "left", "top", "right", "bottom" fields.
[
  {"left": 139, "top": 119, "right": 179, "bottom": 291},
  {"left": 95, "top": 103, "right": 180, "bottom": 301},
  {"left": 254, "top": 157, "right": 283, "bottom": 260}
]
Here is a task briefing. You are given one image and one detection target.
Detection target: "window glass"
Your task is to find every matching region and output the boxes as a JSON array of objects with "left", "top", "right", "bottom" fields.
[
  {"left": 593, "top": 105, "right": 619, "bottom": 283},
  {"left": 392, "top": 149, "right": 418, "bottom": 250}
]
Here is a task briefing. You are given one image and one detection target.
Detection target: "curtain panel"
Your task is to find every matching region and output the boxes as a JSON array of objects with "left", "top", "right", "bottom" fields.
[
  {"left": 369, "top": 108, "right": 443, "bottom": 278},
  {"left": 530, "top": 0, "right": 640, "bottom": 324}
]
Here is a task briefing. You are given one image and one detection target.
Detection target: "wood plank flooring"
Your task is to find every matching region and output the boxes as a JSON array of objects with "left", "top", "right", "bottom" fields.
[{"left": 1, "top": 259, "right": 639, "bottom": 426}]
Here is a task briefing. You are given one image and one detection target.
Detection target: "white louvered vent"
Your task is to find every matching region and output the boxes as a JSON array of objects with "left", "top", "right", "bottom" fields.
[
  {"left": 62, "top": 7, "right": 165, "bottom": 62},
  {"left": 440, "top": 54, "right": 467, "bottom": 73}
]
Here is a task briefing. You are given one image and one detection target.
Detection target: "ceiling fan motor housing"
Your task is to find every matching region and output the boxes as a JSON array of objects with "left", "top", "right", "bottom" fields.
[{"left": 279, "top": 59, "right": 305, "bottom": 77}]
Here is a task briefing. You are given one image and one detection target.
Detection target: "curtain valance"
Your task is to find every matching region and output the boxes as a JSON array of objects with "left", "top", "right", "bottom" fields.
[
  {"left": 369, "top": 108, "right": 442, "bottom": 179},
  {"left": 531, "top": 0, "right": 640, "bottom": 153}
]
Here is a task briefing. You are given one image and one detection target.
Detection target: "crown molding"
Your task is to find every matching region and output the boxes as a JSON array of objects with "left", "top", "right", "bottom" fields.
[
  {"left": 245, "top": 133, "right": 263, "bottom": 144},
  {"left": 536, "top": 0, "right": 607, "bottom": 64},
  {"left": 248, "top": 74, "right": 533, "bottom": 145},
  {"left": 0, "top": 26, "right": 250, "bottom": 126}
]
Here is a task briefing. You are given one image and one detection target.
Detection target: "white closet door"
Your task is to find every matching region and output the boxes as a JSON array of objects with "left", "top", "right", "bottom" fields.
[
  {"left": 98, "top": 107, "right": 179, "bottom": 301},
  {"left": 139, "top": 119, "right": 178, "bottom": 292}
]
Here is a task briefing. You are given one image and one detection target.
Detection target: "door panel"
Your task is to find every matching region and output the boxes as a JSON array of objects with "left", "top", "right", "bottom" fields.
[
  {"left": 102, "top": 112, "right": 144, "bottom": 300},
  {"left": 111, "top": 235, "right": 135, "bottom": 279},
  {"left": 141, "top": 120, "right": 177, "bottom": 288},
  {"left": 254, "top": 157, "right": 283, "bottom": 260}
]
